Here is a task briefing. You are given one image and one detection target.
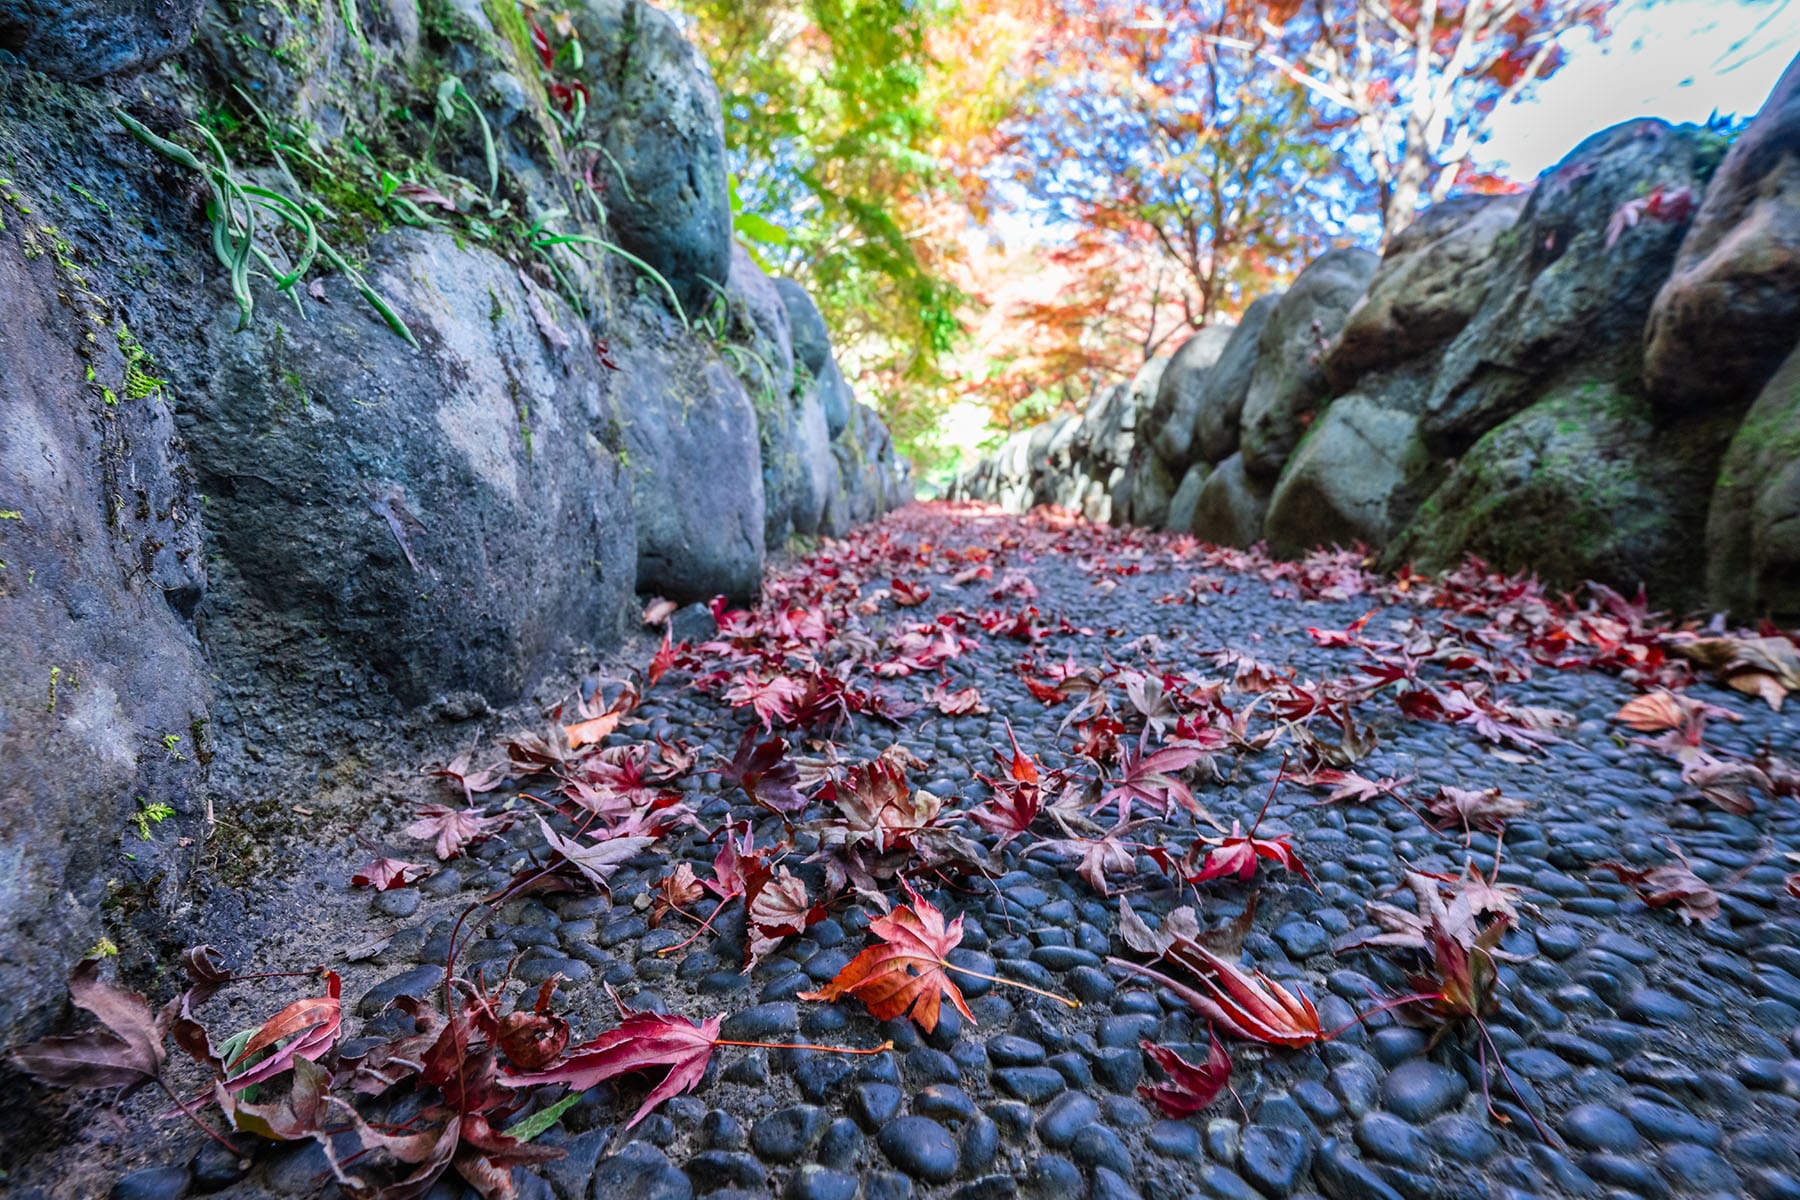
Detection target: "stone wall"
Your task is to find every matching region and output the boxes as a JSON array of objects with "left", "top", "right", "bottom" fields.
[
  {"left": 0, "top": 0, "right": 908, "bottom": 1043},
  {"left": 956, "top": 55, "right": 1800, "bottom": 624}
]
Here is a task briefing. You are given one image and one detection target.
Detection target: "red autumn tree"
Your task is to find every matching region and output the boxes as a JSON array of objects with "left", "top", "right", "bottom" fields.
[
  {"left": 961, "top": 0, "right": 1345, "bottom": 425},
  {"left": 1211, "top": 0, "right": 1613, "bottom": 236}
]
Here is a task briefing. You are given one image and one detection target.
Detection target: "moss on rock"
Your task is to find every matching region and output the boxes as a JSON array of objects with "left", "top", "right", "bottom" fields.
[{"left": 1387, "top": 381, "right": 1734, "bottom": 607}]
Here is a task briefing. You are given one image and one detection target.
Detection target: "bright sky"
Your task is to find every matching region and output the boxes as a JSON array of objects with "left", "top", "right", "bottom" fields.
[{"left": 1476, "top": 0, "right": 1800, "bottom": 179}]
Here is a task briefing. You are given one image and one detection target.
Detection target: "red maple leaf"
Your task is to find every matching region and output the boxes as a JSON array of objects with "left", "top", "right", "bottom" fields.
[
  {"left": 407, "top": 805, "right": 509, "bottom": 860},
  {"left": 1189, "top": 822, "right": 1312, "bottom": 885},
  {"left": 723, "top": 674, "right": 807, "bottom": 730},
  {"left": 351, "top": 857, "right": 429, "bottom": 891},
  {"left": 646, "top": 628, "right": 681, "bottom": 688},
  {"left": 890, "top": 578, "right": 932, "bottom": 607},
  {"left": 225, "top": 971, "right": 341, "bottom": 1092},
  {"left": 503, "top": 994, "right": 722, "bottom": 1129},
  {"left": 1098, "top": 732, "right": 1208, "bottom": 824},
  {"left": 1139, "top": 1036, "right": 1231, "bottom": 1117}
]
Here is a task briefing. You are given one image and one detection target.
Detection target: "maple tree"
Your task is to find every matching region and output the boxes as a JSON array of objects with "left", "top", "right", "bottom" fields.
[
  {"left": 1207, "top": 0, "right": 1613, "bottom": 236},
  {"left": 968, "top": 0, "right": 1340, "bottom": 419}
]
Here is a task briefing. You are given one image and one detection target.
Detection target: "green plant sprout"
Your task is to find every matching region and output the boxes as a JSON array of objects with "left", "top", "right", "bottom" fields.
[
  {"left": 436, "top": 77, "right": 499, "bottom": 198},
  {"left": 114, "top": 109, "right": 419, "bottom": 348},
  {"left": 130, "top": 799, "right": 176, "bottom": 841}
]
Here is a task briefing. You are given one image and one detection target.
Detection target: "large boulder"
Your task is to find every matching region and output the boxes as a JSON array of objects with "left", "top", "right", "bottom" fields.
[
  {"left": 609, "top": 307, "right": 765, "bottom": 601},
  {"left": 1707, "top": 346, "right": 1800, "bottom": 620},
  {"left": 573, "top": 0, "right": 733, "bottom": 320},
  {"left": 1149, "top": 324, "right": 1237, "bottom": 469},
  {"left": 1264, "top": 395, "right": 1441, "bottom": 556},
  {"left": 1106, "top": 357, "right": 1173, "bottom": 526},
  {"left": 824, "top": 402, "right": 911, "bottom": 534},
  {"left": 775, "top": 277, "right": 853, "bottom": 438},
  {"left": 1325, "top": 194, "right": 1525, "bottom": 388},
  {"left": 1239, "top": 249, "right": 1379, "bottom": 480},
  {"left": 1117, "top": 446, "right": 1176, "bottom": 528},
  {"left": 1422, "top": 120, "right": 1708, "bottom": 455},
  {"left": 1195, "top": 294, "right": 1281, "bottom": 464},
  {"left": 726, "top": 246, "right": 832, "bottom": 548},
  {"left": 0, "top": 223, "right": 210, "bottom": 1044},
  {"left": 0, "top": 0, "right": 202, "bottom": 79},
  {"left": 1645, "top": 54, "right": 1800, "bottom": 414},
  {"left": 185, "top": 231, "right": 640, "bottom": 717},
  {"left": 1391, "top": 381, "right": 1733, "bottom": 606},
  {"left": 1164, "top": 461, "right": 1213, "bottom": 534},
  {"left": 1191, "top": 453, "right": 1273, "bottom": 548}
]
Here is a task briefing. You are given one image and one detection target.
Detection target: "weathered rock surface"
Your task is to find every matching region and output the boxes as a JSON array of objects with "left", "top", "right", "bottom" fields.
[
  {"left": 725, "top": 247, "right": 835, "bottom": 548},
  {"left": 0, "top": 0, "right": 202, "bottom": 79},
  {"left": 1392, "top": 381, "right": 1732, "bottom": 605},
  {"left": 1095, "top": 358, "right": 1168, "bottom": 526},
  {"left": 1148, "top": 324, "right": 1237, "bottom": 468},
  {"left": 0, "top": 226, "right": 210, "bottom": 1044},
  {"left": 777, "top": 278, "right": 854, "bottom": 438},
  {"left": 573, "top": 0, "right": 734, "bottom": 319},
  {"left": 1239, "top": 249, "right": 1378, "bottom": 479},
  {"left": 1191, "top": 453, "right": 1272, "bottom": 548},
  {"left": 189, "top": 231, "right": 640, "bottom": 714},
  {"left": 1422, "top": 120, "right": 1707, "bottom": 455},
  {"left": 1164, "top": 461, "right": 1212, "bottom": 534},
  {"left": 1645, "top": 53, "right": 1800, "bottom": 413},
  {"left": 611, "top": 312, "right": 767, "bottom": 602},
  {"left": 1325, "top": 194, "right": 1524, "bottom": 387},
  {"left": 1707, "top": 346, "right": 1800, "bottom": 620},
  {"left": 1196, "top": 293, "right": 1281, "bottom": 465},
  {"left": 1265, "top": 395, "right": 1440, "bottom": 556}
]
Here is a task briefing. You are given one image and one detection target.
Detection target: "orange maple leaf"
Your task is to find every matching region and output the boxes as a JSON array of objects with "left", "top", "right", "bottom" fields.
[{"left": 800, "top": 893, "right": 976, "bottom": 1033}]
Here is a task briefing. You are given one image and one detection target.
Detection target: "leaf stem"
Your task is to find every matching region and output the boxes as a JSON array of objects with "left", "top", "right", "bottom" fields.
[
  {"left": 156, "top": 1075, "right": 245, "bottom": 1161},
  {"left": 714, "top": 1039, "right": 895, "bottom": 1055},
  {"left": 941, "top": 961, "right": 1080, "bottom": 1009}
]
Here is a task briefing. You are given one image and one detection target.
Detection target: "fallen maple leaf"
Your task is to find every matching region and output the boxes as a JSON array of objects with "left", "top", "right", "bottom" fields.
[
  {"left": 1594, "top": 849, "right": 1720, "bottom": 924},
  {"left": 1187, "top": 762, "right": 1312, "bottom": 886},
  {"left": 1425, "top": 786, "right": 1528, "bottom": 840},
  {"left": 890, "top": 578, "right": 931, "bottom": 607},
  {"left": 9, "top": 959, "right": 167, "bottom": 1094},
  {"left": 647, "top": 628, "right": 680, "bottom": 688},
  {"left": 650, "top": 863, "right": 705, "bottom": 927},
  {"left": 536, "top": 818, "right": 656, "bottom": 890},
  {"left": 352, "top": 857, "right": 429, "bottom": 891},
  {"left": 505, "top": 1001, "right": 721, "bottom": 1129},
  {"left": 1112, "top": 900, "right": 1321, "bottom": 1047},
  {"left": 1190, "top": 822, "right": 1312, "bottom": 885},
  {"left": 1669, "top": 635, "right": 1800, "bottom": 710},
  {"left": 923, "top": 680, "right": 988, "bottom": 715},
  {"left": 724, "top": 674, "right": 808, "bottom": 730},
  {"left": 642, "top": 597, "right": 678, "bottom": 626},
  {"left": 744, "top": 866, "right": 825, "bottom": 969},
  {"left": 1139, "top": 1036, "right": 1231, "bottom": 1117},
  {"left": 408, "top": 804, "right": 509, "bottom": 860},
  {"left": 1099, "top": 732, "right": 1210, "bottom": 825},
  {"left": 226, "top": 971, "right": 342, "bottom": 1091},
  {"left": 1681, "top": 757, "right": 1772, "bottom": 816},
  {"left": 800, "top": 893, "right": 976, "bottom": 1032},
  {"left": 1303, "top": 769, "right": 1412, "bottom": 805},
  {"left": 563, "top": 684, "right": 639, "bottom": 749},
  {"left": 719, "top": 727, "right": 807, "bottom": 817},
  {"left": 506, "top": 989, "right": 887, "bottom": 1128}
]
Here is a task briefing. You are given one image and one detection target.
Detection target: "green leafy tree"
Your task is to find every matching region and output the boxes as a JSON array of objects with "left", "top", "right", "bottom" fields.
[{"left": 669, "top": 0, "right": 975, "bottom": 471}]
